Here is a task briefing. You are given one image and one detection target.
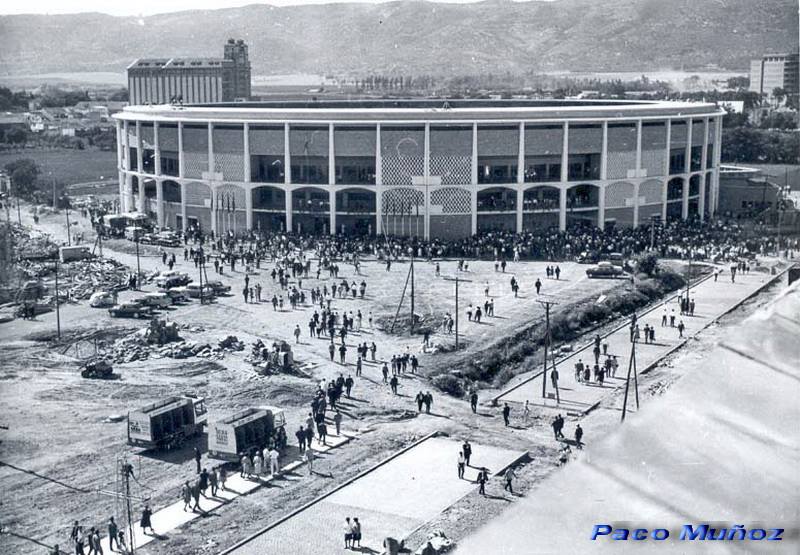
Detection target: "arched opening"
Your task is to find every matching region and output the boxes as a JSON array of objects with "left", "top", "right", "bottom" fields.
[
  {"left": 292, "top": 187, "right": 330, "bottom": 235},
  {"left": 667, "top": 177, "right": 684, "bottom": 221},
  {"left": 161, "top": 180, "right": 182, "bottom": 230},
  {"left": 566, "top": 184, "right": 599, "bottom": 229},
  {"left": 335, "top": 189, "right": 376, "bottom": 235},
  {"left": 638, "top": 180, "right": 664, "bottom": 226},
  {"left": 252, "top": 185, "right": 287, "bottom": 233},
  {"left": 477, "top": 187, "right": 516, "bottom": 232},
  {"left": 429, "top": 187, "right": 472, "bottom": 239},
  {"left": 522, "top": 186, "right": 559, "bottom": 231},
  {"left": 184, "top": 181, "right": 212, "bottom": 232}
]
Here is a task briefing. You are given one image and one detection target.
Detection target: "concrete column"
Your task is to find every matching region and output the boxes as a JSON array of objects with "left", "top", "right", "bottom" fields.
[
  {"left": 177, "top": 122, "right": 185, "bottom": 178},
  {"left": 713, "top": 116, "right": 723, "bottom": 215},
  {"left": 123, "top": 121, "right": 130, "bottom": 171},
  {"left": 632, "top": 182, "right": 640, "bottom": 228},
  {"left": 559, "top": 185, "right": 567, "bottom": 231},
  {"left": 153, "top": 122, "right": 161, "bottom": 176},
  {"left": 135, "top": 121, "right": 144, "bottom": 212},
  {"left": 424, "top": 123, "right": 430, "bottom": 239},
  {"left": 516, "top": 122, "right": 525, "bottom": 233},
  {"left": 126, "top": 174, "right": 134, "bottom": 214},
  {"left": 284, "top": 123, "right": 291, "bottom": 184},
  {"left": 471, "top": 188, "right": 478, "bottom": 235},
  {"left": 598, "top": 184, "right": 606, "bottom": 231},
  {"left": 471, "top": 122, "right": 478, "bottom": 235},
  {"left": 516, "top": 188, "right": 524, "bottom": 232},
  {"left": 210, "top": 184, "right": 217, "bottom": 236},
  {"left": 600, "top": 121, "right": 608, "bottom": 181},
  {"left": 662, "top": 121, "right": 671, "bottom": 221},
  {"left": 682, "top": 119, "right": 691, "bottom": 220},
  {"left": 245, "top": 184, "right": 253, "bottom": 230},
  {"left": 156, "top": 179, "right": 164, "bottom": 228},
  {"left": 117, "top": 171, "right": 125, "bottom": 214},
  {"left": 285, "top": 186, "right": 293, "bottom": 233},
  {"left": 560, "top": 122, "right": 569, "bottom": 183},
  {"left": 243, "top": 122, "right": 251, "bottom": 184},
  {"left": 180, "top": 182, "right": 187, "bottom": 233},
  {"left": 698, "top": 118, "right": 709, "bottom": 222},
  {"left": 329, "top": 124, "right": 335, "bottom": 186},
  {"left": 635, "top": 119, "right": 643, "bottom": 174},
  {"left": 208, "top": 122, "right": 214, "bottom": 175},
  {"left": 375, "top": 124, "right": 382, "bottom": 235},
  {"left": 329, "top": 188, "right": 336, "bottom": 236}
]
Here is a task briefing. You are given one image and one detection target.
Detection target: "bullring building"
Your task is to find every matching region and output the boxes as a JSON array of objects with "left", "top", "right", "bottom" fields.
[{"left": 113, "top": 99, "right": 724, "bottom": 239}]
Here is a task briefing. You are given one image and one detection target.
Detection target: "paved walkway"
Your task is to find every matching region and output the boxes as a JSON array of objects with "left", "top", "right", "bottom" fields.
[
  {"left": 226, "top": 436, "right": 525, "bottom": 555},
  {"left": 100, "top": 430, "right": 353, "bottom": 553},
  {"left": 498, "top": 266, "right": 779, "bottom": 413}
]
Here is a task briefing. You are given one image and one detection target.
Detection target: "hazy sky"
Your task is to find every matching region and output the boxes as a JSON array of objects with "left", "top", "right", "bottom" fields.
[{"left": 1, "top": 0, "right": 547, "bottom": 17}]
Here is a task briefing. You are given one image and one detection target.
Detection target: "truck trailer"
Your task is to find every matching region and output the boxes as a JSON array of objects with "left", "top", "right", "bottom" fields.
[
  {"left": 127, "top": 395, "right": 207, "bottom": 450},
  {"left": 207, "top": 406, "right": 286, "bottom": 461}
]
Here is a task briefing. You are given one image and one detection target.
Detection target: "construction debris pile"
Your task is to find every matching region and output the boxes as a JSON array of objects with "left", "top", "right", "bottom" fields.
[
  {"left": 103, "top": 321, "right": 245, "bottom": 364},
  {"left": 414, "top": 530, "right": 453, "bottom": 554},
  {"left": 18, "top": 258, "right": 130, "bottom": 301},
  {"left": 246, "top": 339, "right": 294, "bottom": 374}
]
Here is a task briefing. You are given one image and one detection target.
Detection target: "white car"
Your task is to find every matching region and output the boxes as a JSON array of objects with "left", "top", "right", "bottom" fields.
[{"left": 89, "top": 291, "right": 117, "bottom": 308}]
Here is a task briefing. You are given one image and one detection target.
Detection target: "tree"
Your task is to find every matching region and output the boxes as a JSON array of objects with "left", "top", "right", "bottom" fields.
[
  {"left": 5, "top": 127, "right": 27, "bottom": 145},
  {"left": 772, "top": 87, "right": 786, "bottom": 105},
  {"left": 3, "top": 158, "right": 41, "bottom": 199}
]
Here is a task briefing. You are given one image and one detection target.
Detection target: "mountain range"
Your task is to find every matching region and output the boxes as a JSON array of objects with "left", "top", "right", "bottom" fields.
[{"left": 0, "top": 0, "right": 797, "bottom": 78}]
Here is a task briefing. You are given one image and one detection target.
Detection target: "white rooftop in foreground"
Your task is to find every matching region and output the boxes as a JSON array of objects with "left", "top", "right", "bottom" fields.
[{"left": 456, "top": 279, "right": 800, "bottom": 554}]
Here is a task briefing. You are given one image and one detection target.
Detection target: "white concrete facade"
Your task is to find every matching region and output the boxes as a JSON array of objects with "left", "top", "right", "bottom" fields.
[{"left": 113, "top": 99, "right": 725, "bottom": 239}]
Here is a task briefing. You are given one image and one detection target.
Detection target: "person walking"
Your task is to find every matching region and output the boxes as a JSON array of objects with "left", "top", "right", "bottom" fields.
[
  {"left": 194, "top": 447, "right": 202, "bottom": 474},
  {"left": 306, "top": 448, "right": 314, "bottom": 475},
  {"left": 296, "top": 426, "right": 306, "bottom": 453},
  {"left": 344, "top": 517, "right": 354, "bottom": 550},
  {"left": 181, "top": 481, "right": 192, "bottom": 511},
  {"left": 502, "top": 403, "right": 511, "bottom": 427},
  {"left": 352, "top": 518, "right": 362, "bottom": 549},
  {"left": 477, "top": 468, "right": 488, "bottom": 496},
  {"left": 575, "top": 424, "right": 584, "bottom": 449},
  {"left": 390, "top": 375, "right": 399, "bottom": 395},
  {"left": 470, "top": 391, "right": 478, "bottom": 414},
  {"left": 269, "top": 446, "right": 280, "bottom": 475},
  {"left": 198, "top": 467, "right": 210, "bottom": 497},
  {"left": 218, "top": 466, "right": 227, "bottom": 492},
  {"left": 140, "top": 505, "right": 154, "bottom": 536},
  {"left": 107, "top": 517, "right": 119, "bottom": 552},
  {"left": 678, "top": 319, "right": 685, "bottom": 338},
  {"left": 333, "top": 410, "right": 343, "bottom": 436},
  {"left": 462, "top": 440, "right": 472, "bottom": 466},
  {"left": 294, "top": 325, "right": 301, "bottom": 344},
  {"left": 424, "top": 391, "right": 433, "bottom": 414},
  {"left": 209, "top": 466, "right": 219, "bottom": 496},
  {"left": 382, "top": 362, "right": 389, "bottom": 383},
  {"left": 504, "top": 467, "right": 516, "bottom": 493},
  {"left": 457, "top": 451, "right": 466, "bottom": 479}
]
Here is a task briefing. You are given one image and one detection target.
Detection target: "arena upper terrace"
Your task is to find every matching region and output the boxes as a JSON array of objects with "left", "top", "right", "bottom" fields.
[{"left": 113, "top": 98, "right": 725, "bottom": 239}]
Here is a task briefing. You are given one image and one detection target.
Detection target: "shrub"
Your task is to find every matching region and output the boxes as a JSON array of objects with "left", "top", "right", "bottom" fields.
[{"left": 432, "top": 373, "right": 466, "bottom": 397}]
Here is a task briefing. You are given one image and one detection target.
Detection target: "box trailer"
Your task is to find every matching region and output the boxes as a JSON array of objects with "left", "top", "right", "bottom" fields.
[
  {"left": 127, "top": 395, "right": 207, "bottom": 450},
  {"left": 207, "top": 406, "right": 286, "bottom": 461}
]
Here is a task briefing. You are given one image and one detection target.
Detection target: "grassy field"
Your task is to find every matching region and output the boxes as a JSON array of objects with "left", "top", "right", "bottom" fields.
[{"left": 0, "top": 148, "right": 117, "bottom": 186}]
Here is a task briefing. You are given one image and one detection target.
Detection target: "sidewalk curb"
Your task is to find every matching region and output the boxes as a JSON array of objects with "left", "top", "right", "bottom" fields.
[
  {"left": 492, "top": 270, "right": 716, "bottom": 404},
  {"left": 219, "top": 430, "right": 442, "bottom": 554}
]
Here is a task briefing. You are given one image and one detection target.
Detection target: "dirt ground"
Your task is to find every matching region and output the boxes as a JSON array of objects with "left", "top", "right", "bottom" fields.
[{"left": 0, "top": 203, "right": 781, "bottom": 554}]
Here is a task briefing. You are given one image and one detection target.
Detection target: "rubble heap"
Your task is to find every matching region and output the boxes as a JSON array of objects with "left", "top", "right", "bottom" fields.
[
  {"left": 143, "top": 318, "right": 181, "bottom": 345},
  {"left": 246, "top": 339, "right": 294, "bottom": 374},
  {"left": 81, "top": 359, "right": 114, "bottom": 379},
  {"left": 106, "top": 324, "right": 245, "bottom": 364}
]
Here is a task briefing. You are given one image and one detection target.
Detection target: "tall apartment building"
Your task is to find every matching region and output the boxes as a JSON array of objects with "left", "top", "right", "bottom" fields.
[
  {"left": 749, "top": 52, "right": 799, "bottom": 96},
  {"left": 127, "top": 39, "right": 252, "bottom": 106}
]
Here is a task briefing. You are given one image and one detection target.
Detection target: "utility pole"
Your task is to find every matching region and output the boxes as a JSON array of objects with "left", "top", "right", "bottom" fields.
[
  {"left": 536, "top": 295, "right": 558, "bottom": 400},
  {"left": 54, "top": 255, "right": 61, "bottom": 340},
  {"left": 409, "top": 254, "right": 415, "bottom": 334},
  {"left": 198, "top": 249, "right": 205, "bottom": 304},
  {"left": 65, "top": 202, "right": 71, "bottom": 246},
  {"left": 0, "top": 526, "right": 58, "bottom": 552},
  {"left": 134, "top": 235, "right": 141, "bottom": 290},
  {"left": 443, "top": 274, "right": 473, "bottom": 350},
  {"left": 621, "top": 316, "right": 640, "bottom": 422}
]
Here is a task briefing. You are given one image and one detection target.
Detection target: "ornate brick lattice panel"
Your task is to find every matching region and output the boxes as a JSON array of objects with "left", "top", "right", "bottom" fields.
[
  {"left": 382, "top": 156, "right": 424, "bottom": 186},
  {"left": 184, "top": 153, "right": 208, "bottom": 179},
  {"left": 606, "top": 151, "right": 637, "bottom": 180},
  {"left": 430, "top": 187, "right": 472, "bottom": 214},
  {"left": 214, "top": 153, "right": 244, "bottom": 181},
  {"left": 640, "top": 180, "right": 663, "bottom": 204},
  {"left": 430, "top": 156, "right": 472, "bottom": 185},
  {"left": 605, "top": 182, "right": 635, "bottom": 209},
  {"left": 381, "top": 188, "right": 424, "bottom": 214},
  {"left": 641, "top": 150, "right": 666, "bottom": 177},
  {"left": 185, "top": 182, "right": 211, "bottom": 206}
]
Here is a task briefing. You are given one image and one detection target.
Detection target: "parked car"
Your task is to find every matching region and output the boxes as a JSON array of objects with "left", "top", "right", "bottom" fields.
[
  {"left": 164, "top": 286, "right": 190, "bottom": 304},
  {"left": 89, "top": 291, "right": 117, "bottom": 308},
  {"left": 109, "top": 302, "right": 153, "bottom": 318},
  {"left": 184, "top": 282, "right": 213, "bottom": 299},
  {"left": 140, "top": 292, "right": 172, "bottom": 309},
  {"left": 155, "top": 271, "right": 191, "bottom": 289},
  {"left": 155, "top": 231, "right": 181, "bottom": 247},
  {"left": 586, "top": 262, "right": 625, "bottom": 279},
  {"left": 577, "top": 251, "right": 599, "bottom": 264},
  {"left": 205, "top": 280, "right": 231, "bottom": 295}
]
